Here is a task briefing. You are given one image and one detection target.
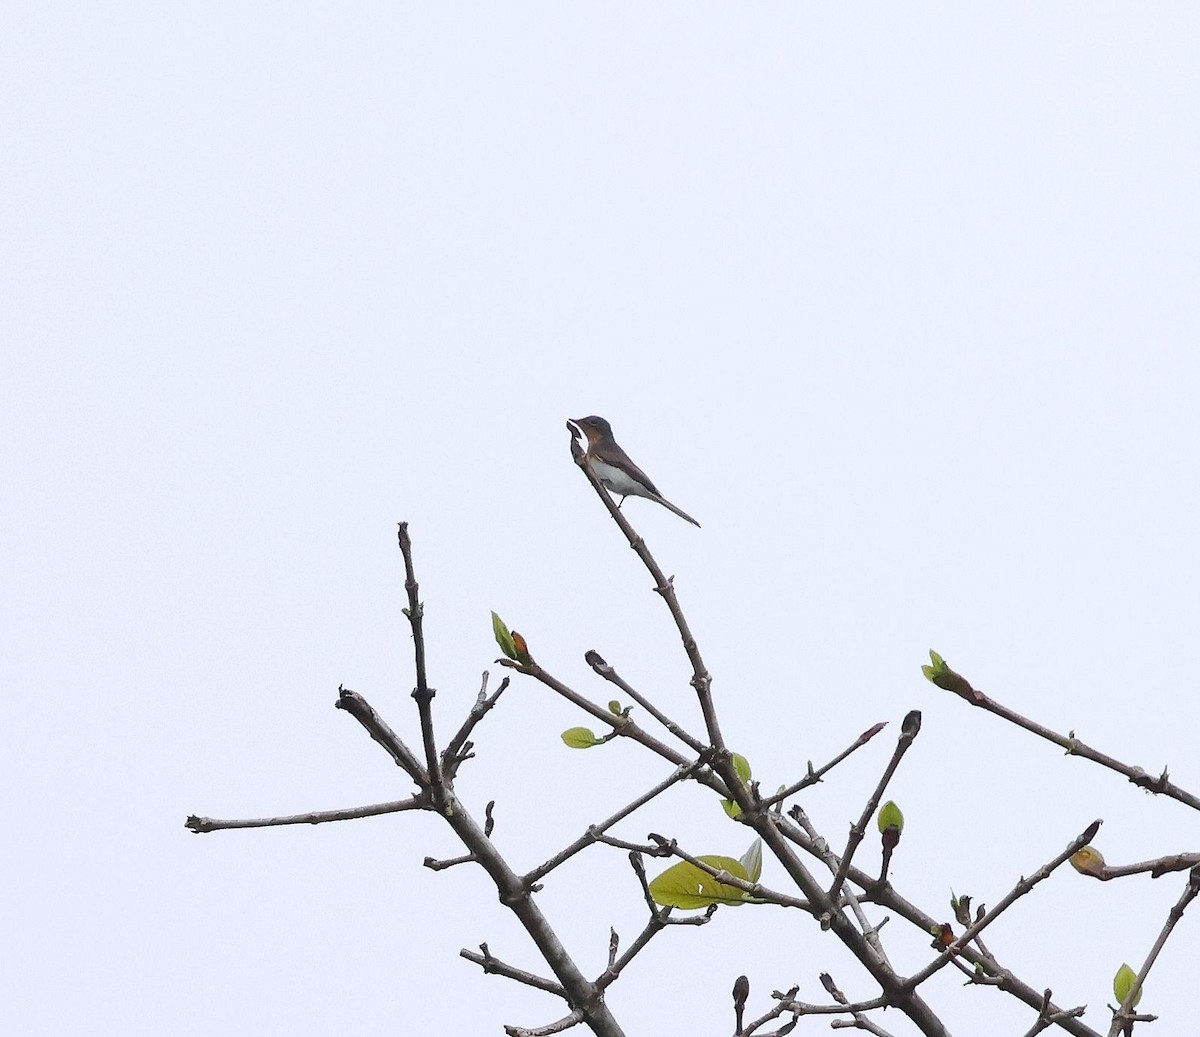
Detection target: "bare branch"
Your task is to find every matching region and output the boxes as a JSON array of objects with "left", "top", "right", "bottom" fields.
[
  {"left": 584, "top": 650, "right": 707, "bottom": 754},
  {"left": 1078, "top": 851, "right": 1200, "bottom": 882},
  {"left": 776, "top": 990, "right": 889, "bottom": 1016},
  {"left": 933, "top": 667, "right": 1200, "bottom": 812},
  {"left": 461, "top": 943, "right": 566, "bottom": 998},
  {"left": 761, "top": 722, "right": 889, "bottom": 810},
  {"left": 828, "top": 711, "right": 922, "bottom": 904},
  {"left": 775, "top": 813, "right": 1103, "bottom": 1036},
  {"left": 522, "top": 661, "right": 722, "bottom": 786},
  {"left": 1020, "top": 991, "right": 1088, "bottom": 1037},
  {"left": 785, "top": 803, "right": 893, "bottom": 967},
  {"left": 504, "top": 1010, "right": 587, "bottom": 1037},
  {"left": 1106, "top": 863, "right": 1200, "bottom": 1037},
  {"left": 335, "top": 685, "right": 428, "bottom": 783},
  {"left": 782, "top": 973, "right": 897, "bottom": 1035},
  {"left": 443, "top": 672, "right": 510, "bottom": 780},
  {"left": 185, "top": 795, "right": 425, "bottom": 833},
  {"left": 903, "top": 820, "right": 1102, "bottom": 992},
  {"left": 748, "top": 986, "right": 801, "bottom": 1036},
  {"left": 523, "top": 761, "right": 703, "bottom": 886},
  {"left": 398, "top": 523, "right": 446, "bottom": 809},
  {"left": 424, "top": 852, "right": 476, "bottom": 871}
]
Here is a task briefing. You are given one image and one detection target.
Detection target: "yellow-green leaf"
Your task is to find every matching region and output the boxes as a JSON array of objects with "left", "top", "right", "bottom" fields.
[
  {"left": 878, "top": 801, "right": 904, "bottom": 834},
  {"left": 920, "top": 650, "right": 974, "bottom": 694},
  {"left": 649, "top": 856, "right": 753, "bottom": 910},
  {"left": 608, "top": 700, "right": 622, "bottom": 715},
  {"left": 491, "top": 611, "right": 517, "bottom": 660},
  {"left": 1113, "top": 963, "right": 1142, "bottom": 1008},
  {"left": 561, "top": 727, "right": 601, "bottom": 749},
  {"left": 731, "top": 753, "right": 752, "bottom": 781},
  {"left": 1070, "top": 846, "right": 1106, "bottom": 879},
  {"left": 739, "top": 838, "right": 763, "bottom": 883},
  {"left": 921, "top": 650, "right": 948, "bottom": 682},
  {"left": 721, "top": 799, "right": 742, "bottom": 819}
]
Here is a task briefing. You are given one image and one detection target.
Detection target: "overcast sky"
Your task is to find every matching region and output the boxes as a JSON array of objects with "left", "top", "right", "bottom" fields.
[{"left": 5, "top": 5, "right": 1199, "bottom": 1035}]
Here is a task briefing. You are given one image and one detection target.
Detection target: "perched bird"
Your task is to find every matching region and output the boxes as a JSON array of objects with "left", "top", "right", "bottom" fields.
[{"left": 571, "top": 415, "right": 700, "bottom": 527}]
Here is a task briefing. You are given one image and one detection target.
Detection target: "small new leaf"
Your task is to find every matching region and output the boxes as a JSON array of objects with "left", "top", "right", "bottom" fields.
[
  {"left": 731, "top": 753, "right": 752, "bottom": 782},
  {"left": 877, "top": 801, "right": 904, "bottom": 834},
  {"left": 920, "top": 650, "right": 974, "bottom": 694},
  {"left": 1070, "top": 845, "right": 1107, "bottom": 879},
  {"left": 491, "top": 611, "right": 518, "bottom": 660},
  {"left": 561, "top": 727, "right": 602, "bottom": 749},
  {"left": 739, "top": 838, "right": 763, "bottom": 884},
  {"left": 608, "top": 700, "right": 622, "bottom": 715},
  {"left": 1113, "top": 963, "right": 1143, "bottom": 1008}
]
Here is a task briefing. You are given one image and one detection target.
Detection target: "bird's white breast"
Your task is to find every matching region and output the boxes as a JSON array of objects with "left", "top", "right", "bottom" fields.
[{"left": 590, "top": 459, "right": 649, "bottom": 498}]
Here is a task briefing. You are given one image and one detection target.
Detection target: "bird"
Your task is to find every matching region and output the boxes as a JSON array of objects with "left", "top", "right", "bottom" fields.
[{"left": 571, "top": 415, "right": 700, "bottom": 527}]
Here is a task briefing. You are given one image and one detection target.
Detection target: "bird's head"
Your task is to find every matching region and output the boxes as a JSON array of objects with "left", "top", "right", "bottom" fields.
[{"left": 570, "top": 415, "right": 612, "bottom": 443}]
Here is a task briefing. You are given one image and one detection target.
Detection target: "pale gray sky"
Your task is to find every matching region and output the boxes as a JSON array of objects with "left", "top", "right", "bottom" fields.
[{"left": 4, "top": 5, "right": 1199, "bottom": 1035}]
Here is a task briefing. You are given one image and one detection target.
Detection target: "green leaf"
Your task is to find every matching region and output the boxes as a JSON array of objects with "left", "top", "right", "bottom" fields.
[
  {"left": 721, "top": 799, "right": 742, "bottom": 819},
  {"left": 921, "top": 649, "right": 947, "bottom": 682},
  {"left": 491, "top": 611, "right": 517, "bottom": 660},
  {"left": 878, "top": 800, "right": 904, "bottom": 834},
  {"left": 739, "top": 838, "right": 763, "bottom": 884},
  {"left": 1113, "top": 963, "right": 1142, "bottom": 1008},
  {"left": 561, "top": 727, "right": 602, "bottom": 749},
  {"left": 920, "top": 649, "right": 974, "bottom": 694},
  {"left": 649, "top": 856, "right": 754, "bottom": 910},
  {"left": 731, "top": 753, "right": 752, "bottom": 781},
  {"left": 608, "top": 700, "right": 622, "bottom": 715}
]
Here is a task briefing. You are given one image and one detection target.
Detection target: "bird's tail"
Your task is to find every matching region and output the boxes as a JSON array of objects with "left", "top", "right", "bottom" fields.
[{"left": 655, "top": 495, "right": 701, "bottom": 528}]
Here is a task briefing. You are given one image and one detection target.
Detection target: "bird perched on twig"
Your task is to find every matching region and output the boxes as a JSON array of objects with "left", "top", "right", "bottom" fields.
[{"left": 570, "top": 415, "right": 700, "bottom": 527}]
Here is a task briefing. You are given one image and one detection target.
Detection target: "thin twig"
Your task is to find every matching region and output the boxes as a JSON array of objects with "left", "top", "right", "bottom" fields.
[
  {"left": 746, "top": 986, "right": 799, "bottom": 1037},
  {"left": 933, "top": 666, "right": 1200, "bottom": 812},
  {"left": 520, "top": 661, "right": 722, "bottom": 787},
  {"left": 504, "top": 1009, "right": 586, "bottom": 1037},
  {"left": 185, "top": 795, "right": 425, "bottom": 833},
  {"left": 1020, "top": 993, "right": 1088, "bottom": 1037},
  {"left": 424, "top": 852, "right": 476, "bottom": 871},
  {"left": 335, "top": 685, "right": 428, "bottom": 783},
  {"left": 461, "top": 943, "right": 566, "bottom": 997},
  {"left": 1106, "top": 862, "right": 1200, "bottom": 1037},
  {"left": 1081, "top": 852, "right": 1200, "bottom": 882},
  {"left": 801, "top": 973, "right": 899, "bottom": 1035},
  {"left": 523, "top": 761, "right": 703, "bottom": 886},
  {"left": 398, "top": 523, "right": 445, "bottom": 809},
  {"left": 443, "top": 672, "right": 510, "bottom": 780},
  {"left": 828, "top": 711, "right": 922, "bottom": 904},
  {"left": 786, "top": 803, "right": 893, "bottom": 967},
  {"left": 904, "top": 820, "right": 1102, "bottom": 992},
  {"left": 761, "top": 722, "right": 889, "bottom": 810},
  {"left": 584, "top": 650, "right": 707, "bottom": 754},
  {"left": 774, "top": 814, "right": 1102, "bottom": 1037}
]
